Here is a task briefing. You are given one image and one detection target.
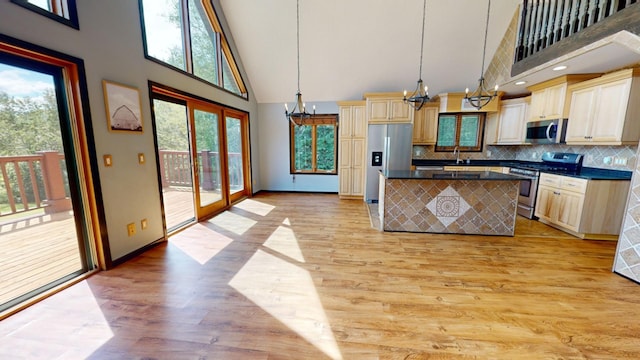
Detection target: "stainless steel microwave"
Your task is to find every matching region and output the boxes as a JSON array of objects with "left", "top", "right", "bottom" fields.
[{"left": 525, "top": 119, "right": 567, "bottom": 144}]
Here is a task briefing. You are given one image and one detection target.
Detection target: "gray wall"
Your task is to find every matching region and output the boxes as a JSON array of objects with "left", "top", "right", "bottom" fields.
[
  {"left": 258, "top": 101, "right": 339, "bottom": 192},
  {"left": 0, "top": 0, "right": 260, "bottom": 261}
]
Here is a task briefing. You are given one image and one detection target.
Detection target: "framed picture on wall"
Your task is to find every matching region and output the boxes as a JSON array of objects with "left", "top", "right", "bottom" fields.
[{"left": 102, "top": 80, "right": 143, "bottom": 133}]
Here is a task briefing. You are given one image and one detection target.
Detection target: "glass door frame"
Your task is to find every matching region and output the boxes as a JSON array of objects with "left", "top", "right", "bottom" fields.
[
  {"left": 190, "top": 101, "right": 228, "bottom": 218},
  {"left": 224, "top": 108, "right": 251, "bottom": 204},
  {"left": 150, "top": 82, "right": 252, "bottom": 229}
]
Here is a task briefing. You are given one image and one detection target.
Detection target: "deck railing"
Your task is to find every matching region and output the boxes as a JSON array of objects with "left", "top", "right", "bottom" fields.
[
  {"left": 515, "top": 0, "right": 637, "bottom": 62},
  {"left": 158, "top": 150, "right": 243, "bottom": 190},
  {"left": 0, "top": 151, "right": 70, "bottom": 217}
]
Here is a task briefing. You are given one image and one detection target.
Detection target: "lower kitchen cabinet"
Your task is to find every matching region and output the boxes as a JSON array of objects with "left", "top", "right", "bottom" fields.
[{"left": 534, "top": 173, "right": 629, "bottom": 240}]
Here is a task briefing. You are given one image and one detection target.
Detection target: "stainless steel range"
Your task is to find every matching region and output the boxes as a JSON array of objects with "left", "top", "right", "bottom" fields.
[{"left": 508, "top": 152, "right": 584, "bottom": 219}]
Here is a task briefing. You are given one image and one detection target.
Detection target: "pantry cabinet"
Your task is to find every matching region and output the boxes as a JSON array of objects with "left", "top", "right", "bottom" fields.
[
  {"left": 412, "top": 103, "right": 439, "bottom": 144},
  {"left": 565, "top": 68, "right": 640, "bottom": 145},
  {"left": 364, "top": 92, "right": 412, "bottom": 123},
  {"left": 535, "top": 173, "right": 629, "bottom": 240},
  {"left": 338, "top": 101, "right": 367, "bottom": 199},
  {"left": 526, "top": 74, "right": 600, "bottom": 122}
]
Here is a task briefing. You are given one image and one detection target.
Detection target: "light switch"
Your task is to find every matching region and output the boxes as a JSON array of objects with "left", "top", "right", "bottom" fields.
[
  {"left": 104, "top": 154, "right": 113, "bottom": 167},
  {"left": 138, "top": 153, "right": 145, "bottom": 164}
]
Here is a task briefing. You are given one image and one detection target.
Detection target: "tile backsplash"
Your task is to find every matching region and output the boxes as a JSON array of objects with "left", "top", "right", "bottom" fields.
[{"left": 413, "top": 144, "right": 637, "bottom": 171}]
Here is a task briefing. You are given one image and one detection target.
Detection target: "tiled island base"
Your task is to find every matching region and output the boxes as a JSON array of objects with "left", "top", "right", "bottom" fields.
[{"left": 379, "top": 173, "right": 519, "bottom": 236}]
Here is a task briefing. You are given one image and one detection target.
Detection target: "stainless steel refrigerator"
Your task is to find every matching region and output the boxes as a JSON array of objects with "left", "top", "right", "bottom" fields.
[{"left": 365, "top": 123, "right": 413, "bottom": 202}]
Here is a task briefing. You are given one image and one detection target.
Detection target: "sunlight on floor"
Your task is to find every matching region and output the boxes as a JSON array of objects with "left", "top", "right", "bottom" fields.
[
  {"left": 170, "top": 224, "right": 234, "bottom": 265},
  {"left": 207, "top": 211, "right": 257, "bottom": 235},
  {"left": 229, "top": 250, "right": 342, "bottom": 360},
  {"left": 0, "top": 282, "right": 112, "bottom": 359},
  {"left": 233, "top": 199, "right": 276, "bottom": 217},
  {"left": 263, "top": 225, "right": 305, "bottom": 263}
]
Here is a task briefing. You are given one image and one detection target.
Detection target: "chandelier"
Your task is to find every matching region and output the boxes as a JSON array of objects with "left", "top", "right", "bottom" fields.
[
  {"left": 464, "top": 0, "right": 498, "bottom": 110},
  {"left": 284, "top": 0, "right": 314, "bottom": 124},
  {"left": 403, "top": 0, "right": 430, "bottom": 110}
]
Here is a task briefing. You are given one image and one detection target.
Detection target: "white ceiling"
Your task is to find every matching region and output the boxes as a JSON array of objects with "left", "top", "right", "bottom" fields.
[{"left": 219, "top": 0, "right": 522, "bottom": 104}]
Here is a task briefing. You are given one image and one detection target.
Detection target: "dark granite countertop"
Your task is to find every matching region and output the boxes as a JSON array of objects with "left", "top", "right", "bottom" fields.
[
  {"left": 411, "top": 159, "right": 632, "bottom": 181},
  {"left": 382, "top": 170, "right": 523, "bottom": 181}
]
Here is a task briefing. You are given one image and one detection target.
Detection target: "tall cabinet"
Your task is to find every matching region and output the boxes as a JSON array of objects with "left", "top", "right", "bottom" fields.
[{"left": 337, "top": 101, "right": 367, "bottom": 199}]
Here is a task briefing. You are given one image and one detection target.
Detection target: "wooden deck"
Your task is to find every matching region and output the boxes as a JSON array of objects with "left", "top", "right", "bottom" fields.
[
  {"left": 2, "top": 192, "right": 640, "bottom": 359},
  {"left": 0, "top": 188, "right": 198, "bottom": 308}
]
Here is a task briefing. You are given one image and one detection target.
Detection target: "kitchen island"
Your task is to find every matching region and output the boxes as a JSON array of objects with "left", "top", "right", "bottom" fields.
[{"left": 378, "top": 170, "right": 521, "bottom": 236}]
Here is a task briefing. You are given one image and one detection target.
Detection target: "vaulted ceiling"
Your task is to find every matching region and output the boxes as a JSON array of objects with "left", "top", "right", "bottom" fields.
[{"left": 219, "top": 0, "right": 522, "bottom": 104}]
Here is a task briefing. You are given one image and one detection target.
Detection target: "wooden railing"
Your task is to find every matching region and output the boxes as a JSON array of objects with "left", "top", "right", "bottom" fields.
[
  {"left": 0, "top": 151, "right": 70, "bottom": 217},
  {"left": 158, "top": 150, "right": 243, "bottom": 191},
  {"left": 515, "top": 0, "right": 637, "bottom": 62}
]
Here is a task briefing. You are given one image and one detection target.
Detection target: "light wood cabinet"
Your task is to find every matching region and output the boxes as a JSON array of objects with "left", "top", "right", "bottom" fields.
[
  {"left": 486, "top": 97, "right": 529, "bottom": 145},
  {"left": 535, "top": 173, "right": 629, "bottom": 240},
  {"left": 565, "top": 68, "right": 640, "bottom": 145},
  {"left": 337, "top": 101, "right": 367, "bottom": 199},
  {"left": 412, "top": 103, "right": 439, "bottom": 145},
  {"left": 364, "top": 92, "right": 413, "bottom": 123},
  {"left": 432, "top": 92, "right": 501, "bottom": 113},
  {"left": 527, "top": 74, "right": 600, "bottom": 122}
]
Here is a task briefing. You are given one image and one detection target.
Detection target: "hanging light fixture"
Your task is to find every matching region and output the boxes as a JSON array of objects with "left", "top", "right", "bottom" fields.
[
  {"left": 285, "top": 0, "right": 314, "bottom": 124},
  {"left": 464, "top": 0, "right": 499, "bottom": 110},
  {"left": 403, "top": 0, "right": 430, "bottom": 110}
]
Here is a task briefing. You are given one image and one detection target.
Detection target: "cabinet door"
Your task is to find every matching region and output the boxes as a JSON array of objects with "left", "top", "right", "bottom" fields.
[
  {"left": 352, "top": 105, "right": 367, "bottom": 138},
  {"left": 566, "top": 87, "right": 596, "bottom": 143},
  {"left": 368, "top": 100, "right": 389, "bottom": 122},
  {"left": 389, "top": 99, "right": 412, "bottom": 122},
  {"left": 338, "top": 139, "right": 353, "bottom": 195},
  {"left": 339, "top": 106, "right": 353, "bottom": 138},
  {"left": 412, "top": 106, "right": 438, "bottom": 144},
  {"left": 351, "top": 138, "right": 366, "bottom": 196},
  {"left": 534, "top": 185, "right": 557, "bottom": 221},
  {"left": 497, "top": 102, "right": 526, "bottom": 144},
  {"left": 591, "top": 78, "right": 631, "bottom": 142},
  {"left": 529, "top": 89, "right": 546, "bottom": 121},
  {"left": 556, "top": 191, "right": 584, "bottom": 232},
  {"left": 544, "top": 84, "right": 566, "bottom": 119}
]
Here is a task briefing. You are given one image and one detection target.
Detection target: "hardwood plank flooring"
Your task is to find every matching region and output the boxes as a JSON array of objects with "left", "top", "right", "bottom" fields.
[{"left": 1, "top": 192, "right": 640, "bottom": 359}]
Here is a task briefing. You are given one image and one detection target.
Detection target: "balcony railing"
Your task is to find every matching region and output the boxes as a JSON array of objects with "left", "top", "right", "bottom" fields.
[
  {"left": 158, "top": 150, "right": 244, "bottom": 190},
  {"left": 0, "top": 151, "right": 70, "bottom": 218},
  {"left": 515, "top": 0, "right": 637, "bottom": 62}
]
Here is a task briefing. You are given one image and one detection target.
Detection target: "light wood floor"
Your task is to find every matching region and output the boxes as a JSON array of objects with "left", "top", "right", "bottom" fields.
[{"left": 1, "top": 192, "right": 640, "bottom": 359}]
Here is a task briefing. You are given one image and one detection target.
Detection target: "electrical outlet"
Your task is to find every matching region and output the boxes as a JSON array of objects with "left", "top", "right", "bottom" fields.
[
  {"left": 141, "top": 218, "right": 148, "bottom": 230},
  {"left": 619, "top": 157, "right": 628, "bottom": 166},
  {"left": 486, "top": 150, "right": 492, "bottom": 158},
  {"left": 127, "top": 223, "right": 136, "bottom": 236}
]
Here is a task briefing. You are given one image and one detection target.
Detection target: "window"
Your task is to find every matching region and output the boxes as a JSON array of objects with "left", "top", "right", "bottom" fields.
[
  {"left": 139, "top": 0, "right": 247, "bottom": 99},
  {"left": 290, "top": 115, "right": 338, "bottom": 174},
  {"left": 435, "top": 113, "right": 485, "bottom": 152},
  {"left": 11, "top": 0, "right": 79, "bottom": 29}
]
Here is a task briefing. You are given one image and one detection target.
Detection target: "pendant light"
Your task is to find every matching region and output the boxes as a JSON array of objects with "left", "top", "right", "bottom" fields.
[
  {"left": 403, "top": 0, "right": 430, "bottom": 110},
  {"left": 284, "top": 0, "right": 314, "bottom": 124},
  {"left": 464, "top": 0, "right": 498, "bottom": 110}
]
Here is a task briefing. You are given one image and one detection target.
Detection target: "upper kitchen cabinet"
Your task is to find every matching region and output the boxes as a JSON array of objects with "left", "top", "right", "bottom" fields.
[
  {"left": 565, "top": 68, "right": 640, "bottom": 145},
  {"left": 527, "top": 74, "right": 600, "bottom": 122},
  {"left": 412, "top": 102, "right": 439, "bottom": 145},
  {"left": 486, "top": 97, "right": 529, "bottom": 145},
  {"left": 433, "top": 92, "right": 501, "bottom": 113},
  {"left": 337, "top": 101, "right": 367, "bottom": 199},
  {"left": 364, "top": 92, "right": 412, "bottom": 123}
]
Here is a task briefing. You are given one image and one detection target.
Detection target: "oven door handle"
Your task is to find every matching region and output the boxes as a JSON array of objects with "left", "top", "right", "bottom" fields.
[{"left": 546, "top": 123, "right": 556, "bottom": 142}]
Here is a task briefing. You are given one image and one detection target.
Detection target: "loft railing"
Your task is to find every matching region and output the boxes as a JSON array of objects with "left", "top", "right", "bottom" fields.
[{"left": 515, "top": 0, "right": 637, "bottom": 62}]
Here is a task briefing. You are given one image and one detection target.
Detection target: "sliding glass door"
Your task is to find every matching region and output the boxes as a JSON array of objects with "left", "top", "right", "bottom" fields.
[
  {"left": 0, "top": 52, "right": 92, "bottom": 312},
  {"left": 151, "top": 86, "right": 251, "bottom": 232}
]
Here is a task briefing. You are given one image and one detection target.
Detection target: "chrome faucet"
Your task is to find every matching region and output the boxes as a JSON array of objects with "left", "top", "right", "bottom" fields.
[{"left": 453, "top": 146, "right": 462, "bottom": 164}]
